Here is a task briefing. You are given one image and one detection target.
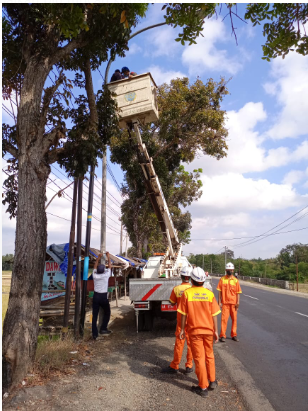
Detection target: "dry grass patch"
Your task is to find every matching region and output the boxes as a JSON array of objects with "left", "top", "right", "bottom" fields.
[{"left": 26, "top": 334, "right": 94, "bottom": 386}]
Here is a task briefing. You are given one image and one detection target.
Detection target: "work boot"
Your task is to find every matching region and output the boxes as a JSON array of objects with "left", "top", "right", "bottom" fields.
[
  {"left": 161, "top": 366, "right": 178, "bottom": 374},
  {"left": 185, "top": 367, "right": 193, "bottom": 374},
  {"left": 191, "top": 386, "right": 208, "bottom": 398},
  {"left": 100, "top": 329, "right": 112, "bottom": 335},
  {"left": 232, "top": 336, "right": 239, "bottom": 342},
  {"left": 209, "top": 380, "right": 218, "bottom": 390},
  {"left": 219, "top": 337, "right": 226, "bottom": 343}
]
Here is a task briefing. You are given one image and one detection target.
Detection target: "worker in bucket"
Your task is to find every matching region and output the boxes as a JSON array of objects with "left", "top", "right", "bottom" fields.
[
  {"left": 217, "top": 262, "right": 242, "bottom": 342},
  {"left": 121, "top": 66, "right": 137, "bottom": 79},
  {"left": 110, "top": 69, "right": 123, "bottom": 82},
  {"left": 162, "top": 265, "right": 193, "bottom": 374},
  {"left": 178, "top": 267, "right": 221, "bottom": 398},
  {"left": 92, "top": 252, "right": 112, "bottom": 340}
]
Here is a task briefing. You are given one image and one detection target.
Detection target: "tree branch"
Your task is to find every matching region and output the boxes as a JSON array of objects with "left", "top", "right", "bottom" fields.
[
  {"left": 39, "top": 126, "right": 66, "bottom": 159},
  {"left": 47, "top": 147, "right": 66, "bottom": 165},
  {"left": 2, "top": 140, "right": 18, "bottom": 159},
  {"left": 52, "top": 37, "right": 88, "bottom": 66},
  {"left": 45, "top": 180, "right": 74, "bottom": 209},
  {"left": 40, "top": 71, "right": 64, "bottom": 133}
]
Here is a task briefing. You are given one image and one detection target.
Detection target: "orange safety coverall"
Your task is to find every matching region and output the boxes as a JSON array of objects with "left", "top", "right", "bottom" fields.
[
  {"left": 217, "top": 275, "right": 242, "bottom": 338},
  {"left": 177, "top": 287, "right": 221, "bottom": 389},
  {"left": 169, "top": 283, "right": 193, "bottom": 370}
]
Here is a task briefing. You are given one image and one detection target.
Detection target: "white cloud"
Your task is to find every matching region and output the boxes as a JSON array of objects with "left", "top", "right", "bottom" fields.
[
  {"left": 144, "top": 25, "right": 182, "bottom": 58},
  {"left": 147, "top": 65, "right": 187, "bottom": 85},
  {"left": 187, "top": 102, "right": 308, "bottom": 177},
  {"left": 283, "top": 170, "right": 306, "bottom": 186},
  {"left": 197, "top": 173, "right": 303, "bottom": 212},
  {"left": 127, "top": 43, "right": 142, "bottom": 55},
  {"left": 264, "top": 53, "right": 308, "bottom": 139},
  {"left": 182, "top": 19, "right": 244, "bottom": 75}
]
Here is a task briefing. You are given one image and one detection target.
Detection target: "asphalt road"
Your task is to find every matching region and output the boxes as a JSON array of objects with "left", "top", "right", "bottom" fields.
[{"left": 212, "top": 278, "right": 308, "bottom": 411}]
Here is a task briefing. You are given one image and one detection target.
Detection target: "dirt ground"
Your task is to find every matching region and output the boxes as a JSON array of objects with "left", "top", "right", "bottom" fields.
[{"left": 3, "top": 303, "right": 246, "bottom": 411}]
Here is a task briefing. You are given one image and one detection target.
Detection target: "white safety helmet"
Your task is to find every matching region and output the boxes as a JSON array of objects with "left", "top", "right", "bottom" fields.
[
  {"left": 180, "top": 265, "right": 192, "bottom": 277},
  {"left": 226, "top": 262, "right": 234, "bottom": 270},
  {"left": 191, "top": 267, "right": 206, "bottom": 283}
]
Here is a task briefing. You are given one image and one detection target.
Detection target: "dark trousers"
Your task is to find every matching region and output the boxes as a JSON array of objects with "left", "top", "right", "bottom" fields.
[{"left": 92, "top": 292, "right": 111, "bottom": 338}]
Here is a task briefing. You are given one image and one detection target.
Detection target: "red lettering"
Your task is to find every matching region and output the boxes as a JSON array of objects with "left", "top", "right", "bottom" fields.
[
  {"left": 46, "top": 262, "right": 50, "bottom": 271},
  {"left": 54, "top": 262, "right": 59, "bottom": 271}
]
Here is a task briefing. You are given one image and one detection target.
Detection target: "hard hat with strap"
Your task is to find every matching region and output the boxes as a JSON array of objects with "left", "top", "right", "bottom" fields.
[{"left": 191, "top": 267, "right": 206, "bottom": 283}]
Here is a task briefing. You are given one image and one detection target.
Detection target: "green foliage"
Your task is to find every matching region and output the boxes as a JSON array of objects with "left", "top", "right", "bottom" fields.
[
  {"left": 188, "top": 243, "right": 308, "bottom": 283},
  {"left": 162, "top": 3, "right": 217, "bottom": 45},
  {"left": 2, "top": 254, "right": 14, "bottom": 271},
  {"left": 245, "top": 3, "right": 308, "bottom": 60},
  {"left": 110, "top": 77, "right": 228, "bottom": 256}
]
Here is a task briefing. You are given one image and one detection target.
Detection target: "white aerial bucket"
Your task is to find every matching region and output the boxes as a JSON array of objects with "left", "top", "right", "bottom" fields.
[{"left": 107, "top": 73, "right": 159, "bottom": 127}]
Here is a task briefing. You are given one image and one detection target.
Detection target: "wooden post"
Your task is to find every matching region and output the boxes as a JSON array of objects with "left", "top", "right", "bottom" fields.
[{"left": 63, "top": 179, "right": 78, "bottom": 333}]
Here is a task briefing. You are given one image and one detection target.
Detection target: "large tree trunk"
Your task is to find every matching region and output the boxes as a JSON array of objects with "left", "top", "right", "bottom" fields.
[{"left": 2, "top": 59, "right": 51, "bottom": 391}]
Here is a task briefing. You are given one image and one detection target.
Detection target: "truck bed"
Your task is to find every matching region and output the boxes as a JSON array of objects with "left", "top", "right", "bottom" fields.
[{"left": 129, "top": 278, "right": 181, "bottom": 301}]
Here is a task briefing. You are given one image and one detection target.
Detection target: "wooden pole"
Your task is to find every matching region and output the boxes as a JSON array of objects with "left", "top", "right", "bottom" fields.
[
  {"left": 63, "top": 179, "right": 78, "bottom": 333},
  {"left": 74, "top": 178, "right": 83, "bottom": 339},
  {"left": 80, "top": 166, "right": 95, "bottom": 334}
]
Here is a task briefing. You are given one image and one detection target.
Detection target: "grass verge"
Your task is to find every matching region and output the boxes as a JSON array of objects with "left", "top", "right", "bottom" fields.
[{"left": 26, "top": 331, "right": 93, "bottom": 386}]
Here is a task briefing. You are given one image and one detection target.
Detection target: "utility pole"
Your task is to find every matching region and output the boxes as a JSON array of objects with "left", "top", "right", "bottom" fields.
[
  {"left": 296, "top": 255, "right": 298, "bottom": 292},
  {"left": 125, "top": 234, "right": 128, "bottom": 257},
  {"left": 74, "top": 178, "right": 83, "bottom": 339},
  {"left": 63, "top": 179, "right": 78, "bottom": 333},
  {"left": 224, "top": 246, "right": 227, "bottom": 273},
  {"left": 120, "top": 220, "right": 123, "bottom": 255},
  {"left": 239, "top": 258, "right": 241, "bottom": 276},
  {"left": 210, "top": 258, "right": 212, "bottom": 274},
  {"left": 100, "top": 152, "right": 107, "bottom": 263},
  {"left": 80, "top": 166, "right": 95, "bottom": 334}
]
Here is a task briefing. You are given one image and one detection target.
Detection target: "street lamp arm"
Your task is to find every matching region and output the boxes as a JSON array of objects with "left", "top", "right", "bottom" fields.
[{"left": 104, "top": 22, "right": 167, "bottom": 84}]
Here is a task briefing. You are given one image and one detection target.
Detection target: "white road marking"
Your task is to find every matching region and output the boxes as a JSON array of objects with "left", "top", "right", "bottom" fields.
[
  {"left": 295, "top": 312, "right": 308, "bottom": 318},
  {"left": 243, "top": 294, "right": 259, "bottom": 300}
]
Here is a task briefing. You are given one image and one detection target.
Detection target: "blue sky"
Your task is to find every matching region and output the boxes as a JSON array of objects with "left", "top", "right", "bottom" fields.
[{"left": 2, "top": 4, "right": 308, "bottom": 259}]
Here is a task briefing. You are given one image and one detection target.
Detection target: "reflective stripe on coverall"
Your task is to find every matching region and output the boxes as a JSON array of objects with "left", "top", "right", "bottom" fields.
[
  {"left": 217, "top": 275, "right": 242, "bottom": 338},
  {"left": 178, "top": 286, "right": 221, "bottom": 389},
  {"left": 169, "top": 283, "right": 193, "bottom": 370}
]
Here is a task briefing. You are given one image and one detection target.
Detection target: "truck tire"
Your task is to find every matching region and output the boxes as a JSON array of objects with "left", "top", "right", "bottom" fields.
[
  {"left": 137, "top": 311, "right": 145, "bottom": 332},
  {"left": 143, "top": 310, "right": 154, "bottom": 331}
]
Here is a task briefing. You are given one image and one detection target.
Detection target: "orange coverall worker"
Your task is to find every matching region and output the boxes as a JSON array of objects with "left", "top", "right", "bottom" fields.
[
  {"left": 169, "top": 283, "right": 193, "bottom": 370},
  {"left": 217, "top": 275, "right": 242, "bottom": 338},
  {"left": 177, "top": 286, "right": 221, "bottom": 389}
]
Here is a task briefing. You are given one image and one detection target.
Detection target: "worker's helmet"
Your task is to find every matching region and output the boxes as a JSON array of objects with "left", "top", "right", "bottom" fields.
[
  {"left": 191, "top": 267, "right": 206, "bottom": 283},
  {"left": 121, "top": 66, "right": 130, "bottom": 73},
  {"left": 225, "top": 262, "right": 234, "bottom": 270},
  {"left": 180, "top": 265, "right": 192, "bottom": 277}
]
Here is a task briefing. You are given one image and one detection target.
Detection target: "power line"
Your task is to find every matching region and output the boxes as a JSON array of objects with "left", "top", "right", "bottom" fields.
[
  {"left": 192, "top": 227, "right": 308, "bottom": 242},
  {"left": 46, "top": 212, "right": 120, "bottom": 236}
]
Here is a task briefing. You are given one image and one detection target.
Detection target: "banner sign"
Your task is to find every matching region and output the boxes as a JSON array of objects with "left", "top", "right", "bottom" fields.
[{"left": 41, "top": 261, "right": 66, "bottom": 301}]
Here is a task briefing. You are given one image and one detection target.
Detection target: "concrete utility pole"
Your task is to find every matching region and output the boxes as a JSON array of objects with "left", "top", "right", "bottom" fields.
[
  {"left": 224, "top": 246, "right": 227, "bottom": 273},
  {"left": 100, "top": 152, "right": 107, "bottom": 263},
  {"left": 120, "top": 220, "right": 123, "bottom": 255},
  {"left": 296, "top": 255, "right": 298, "bottom": 292},
  {"left": 125, "top": 234, "right": 128, "bottom": 257}
]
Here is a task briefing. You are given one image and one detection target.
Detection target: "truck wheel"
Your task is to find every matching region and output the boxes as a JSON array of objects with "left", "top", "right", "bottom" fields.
[
  {"left": 143, "top": 310, "right": 154, "bottom": 331},
  {"left": 137, "top": 311, "right": 145, "bottom": 332}
]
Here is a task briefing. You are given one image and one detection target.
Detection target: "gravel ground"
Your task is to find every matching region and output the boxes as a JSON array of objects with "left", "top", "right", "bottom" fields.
[{"left": 4, "top": 308, "right": 246, "bottom": 411}]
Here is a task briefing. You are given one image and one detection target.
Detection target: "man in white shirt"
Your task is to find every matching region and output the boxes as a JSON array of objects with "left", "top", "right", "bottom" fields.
[{"left": 92, "top": 251, "right": 112, "bottom": 340}]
